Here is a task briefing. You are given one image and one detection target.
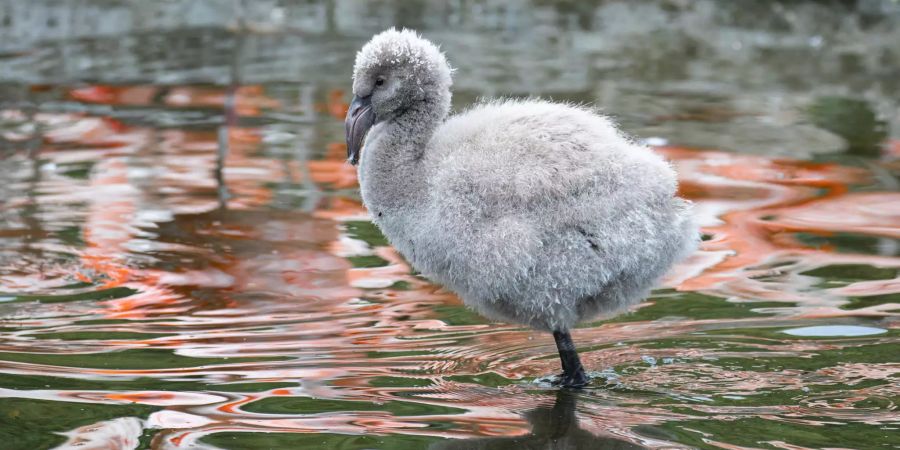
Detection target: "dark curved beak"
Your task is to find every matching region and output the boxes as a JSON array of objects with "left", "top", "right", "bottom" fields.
[{"left": 345, "top": 95, "right": 374, "bottom": 165}]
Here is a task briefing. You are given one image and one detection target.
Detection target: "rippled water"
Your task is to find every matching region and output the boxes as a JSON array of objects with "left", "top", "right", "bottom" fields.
[{"left": 1, "top": 1, "right": 899, "bottom": 449}]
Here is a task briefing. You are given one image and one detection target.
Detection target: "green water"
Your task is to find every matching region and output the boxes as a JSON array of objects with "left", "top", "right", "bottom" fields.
[{"left": 1, "top": 1, "right": 899, "bottom": 449}]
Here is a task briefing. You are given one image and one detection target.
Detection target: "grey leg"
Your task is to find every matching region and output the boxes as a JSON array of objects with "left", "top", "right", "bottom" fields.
[{"left": 552, "top": 330, "right": 589, "bottom": 388}]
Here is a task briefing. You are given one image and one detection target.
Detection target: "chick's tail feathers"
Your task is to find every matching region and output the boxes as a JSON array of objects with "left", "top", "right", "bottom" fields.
[{"left": 672, "top": 197, "right": 701, "bottom": 263}]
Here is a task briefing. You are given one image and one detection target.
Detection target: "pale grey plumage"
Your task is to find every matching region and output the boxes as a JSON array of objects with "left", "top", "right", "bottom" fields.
[{"left": 349, "top": 29, "right": 698, "bottom": 334}]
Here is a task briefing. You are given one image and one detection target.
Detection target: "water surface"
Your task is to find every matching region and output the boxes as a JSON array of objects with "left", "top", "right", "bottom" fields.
[{"left": 1, "top": 1, "right": 899, "bottom": 449}]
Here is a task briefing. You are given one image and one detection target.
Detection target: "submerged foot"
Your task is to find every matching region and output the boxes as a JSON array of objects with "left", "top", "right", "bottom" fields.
[{"left": 551, "top": 369, "right": 590, "bottom": 388}]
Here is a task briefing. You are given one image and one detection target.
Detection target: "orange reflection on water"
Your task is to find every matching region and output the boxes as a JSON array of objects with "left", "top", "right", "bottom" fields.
[
  {"left": 659, "top": 147, "right": 899, "bottom": 316},
  {"left": 1, "top": 83, "right": 898, "bottom": 449}
]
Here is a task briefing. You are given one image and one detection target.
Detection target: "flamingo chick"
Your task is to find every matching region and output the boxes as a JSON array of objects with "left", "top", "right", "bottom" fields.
[{"left": 345, "top": 29, "right": 698, "bottom": 387}]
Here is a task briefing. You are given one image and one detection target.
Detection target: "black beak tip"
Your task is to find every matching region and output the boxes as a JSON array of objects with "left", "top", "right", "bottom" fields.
[{"left": 345, "top": 94, "right": 374, "bottom": 168}]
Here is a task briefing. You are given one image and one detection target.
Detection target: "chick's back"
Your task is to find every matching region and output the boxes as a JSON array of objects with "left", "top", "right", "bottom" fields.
[{"left": 427, "top": 99, "right": 677, "bottom": 220}]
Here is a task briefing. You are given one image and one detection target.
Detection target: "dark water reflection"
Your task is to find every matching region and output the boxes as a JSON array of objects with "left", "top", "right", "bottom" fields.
[
  {"left": 1, "top": 1, "right": 899, "bottom": 449},
  {"left": 430, "top": 391, "right": 645, "bottom": 450}
]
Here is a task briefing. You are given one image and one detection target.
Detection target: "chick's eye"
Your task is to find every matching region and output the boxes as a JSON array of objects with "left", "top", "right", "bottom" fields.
[{"left": 375, "top": 77, "right": 385, "bottom": 87}]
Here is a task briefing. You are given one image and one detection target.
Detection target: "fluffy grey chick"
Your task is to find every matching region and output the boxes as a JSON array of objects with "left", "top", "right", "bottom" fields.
[{"left": 345, "top": 29, "right": 698, "bottom": 387}]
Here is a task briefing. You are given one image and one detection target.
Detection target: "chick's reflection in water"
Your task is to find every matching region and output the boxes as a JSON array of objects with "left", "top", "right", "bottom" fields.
[{"left": 431, "top": 390, "right": 645, "bottom": 450}]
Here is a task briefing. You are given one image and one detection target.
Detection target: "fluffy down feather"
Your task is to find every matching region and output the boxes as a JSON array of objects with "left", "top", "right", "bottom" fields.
[{"left": 352, "top": 29, "right": 698, "bottom": 331}]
